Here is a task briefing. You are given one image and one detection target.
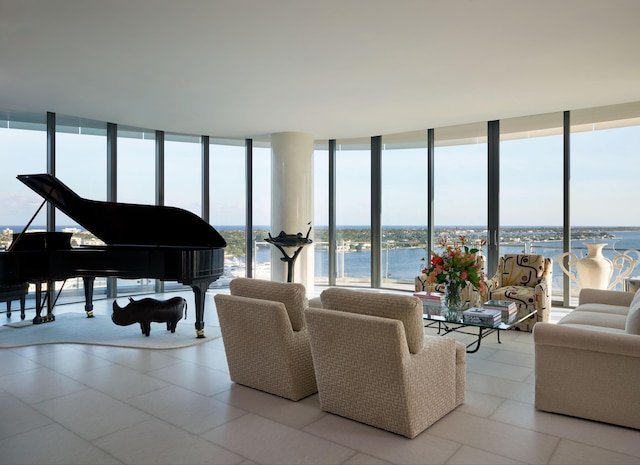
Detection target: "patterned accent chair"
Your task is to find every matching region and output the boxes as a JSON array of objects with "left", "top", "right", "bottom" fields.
[
  {"left": 213, "top": 278, "right": 317, "bottom": 401},
  {"left": 305, "top": 288, "right": 465, "bottom": 438},
  {"left": 485, "top": 254, "right": 552, "bottom": 331}
]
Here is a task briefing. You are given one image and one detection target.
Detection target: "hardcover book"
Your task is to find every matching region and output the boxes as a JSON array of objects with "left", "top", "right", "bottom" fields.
[{"left": 462, "top": 307, "right": 502, "bottom": 326}]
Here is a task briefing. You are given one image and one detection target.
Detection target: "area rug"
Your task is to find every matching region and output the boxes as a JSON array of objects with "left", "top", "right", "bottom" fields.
[{"left": 0, "top": 313, "right": 221, "bottom": 349}]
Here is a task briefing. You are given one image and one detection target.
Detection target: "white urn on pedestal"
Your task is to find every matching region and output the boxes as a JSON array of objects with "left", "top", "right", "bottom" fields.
[
  {"left": 575, "top": 243, "right": 613, "bottom": 289},
  {"left": 559, "top": 242, "right": 638, "bottom": 291}
]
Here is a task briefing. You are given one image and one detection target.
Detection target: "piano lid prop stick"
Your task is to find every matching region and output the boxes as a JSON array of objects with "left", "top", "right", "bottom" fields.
[{"left": 8, "top": 184, "right": 54, "bottom": 252}]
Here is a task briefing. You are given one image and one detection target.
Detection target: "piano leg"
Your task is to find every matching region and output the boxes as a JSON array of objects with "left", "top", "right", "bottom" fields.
[
  {"left": 33, "top": 282, "right": 43, "bottom": 324},
  {"left": 83, "top": 277, "right": 95, "bottom": 318},
  {"left": 190, "top": 281, "right": 209, "bottom": 338},
  {"left": 33, "top": 281, "right": 55, "bottom": 324}
]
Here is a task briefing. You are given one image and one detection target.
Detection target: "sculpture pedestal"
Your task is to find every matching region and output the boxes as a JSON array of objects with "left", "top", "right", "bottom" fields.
[{"left": 265, "top": 227, "right": 313, "bottom": 283}]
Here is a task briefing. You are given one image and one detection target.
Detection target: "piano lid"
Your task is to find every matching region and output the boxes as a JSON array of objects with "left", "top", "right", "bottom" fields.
[{"left": 17, "top": 174, "right": 227, "bottom": 249}]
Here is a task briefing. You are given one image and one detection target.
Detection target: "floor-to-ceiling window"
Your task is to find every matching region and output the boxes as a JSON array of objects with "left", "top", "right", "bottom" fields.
[
  {"left": 163, "top": 133, "right": 202, "bottom": 291},
  {"left": 210, "top": 138, "right": 246, "bottom": 285},
  {"left": 2, "top": 102, "right": 640, "bottom": 306},
  {"left": 570, "top": 104, "right": 640, "bottom": 296},
  {"left": 313, "top": 142, "right": 329, "bottom": 286},
  {"left": 335, "top": 138, "right": 371, "bottom": 287},
  {"left": 117, "top": 126, "right": 155, "bottom": 205},
  {"left": 55, "top": 115, "right": 107, "bottom": 301},
  {"left": 116, "top": 126, "right": 156, "bottom": 295},
  {"left": 0, "top": 111, "right": 47, "bottom": 243},
  {"left": 433, "top": 123, "right": 488, "bottom": 257},
  {"left": 500, "top": 112, "right": 564, "bottom": 298},
  {"left": 252, "top": 141, "right": 271, "bottom": 279},
  {"left": 0, "top": 111, "right": 47, "bottom": 311},
  {"left": 381, "top": 131, "right": 428, "bottom": 290},
  {"left": 164, "top": 133, "right": 201, "bottom": 216}
]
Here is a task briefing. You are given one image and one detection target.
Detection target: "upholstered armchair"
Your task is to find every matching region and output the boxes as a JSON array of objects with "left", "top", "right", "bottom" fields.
[
  {"left": 485, "top": 254, "right": 552, "bottom": 331},
  {"left": 213, "top": 277, "right": 317, "bottom": 401},
  {"left": 305, "top": 288, "right": 465, "bottom": 438}
]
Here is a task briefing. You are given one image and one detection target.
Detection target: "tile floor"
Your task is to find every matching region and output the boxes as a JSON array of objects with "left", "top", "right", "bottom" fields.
[{"left": 1, "top": 288, "right": 639, "bottom": 465}]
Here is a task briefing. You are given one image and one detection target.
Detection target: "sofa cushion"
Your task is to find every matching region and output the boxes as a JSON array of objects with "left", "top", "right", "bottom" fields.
[
  {"left": 320, "top": 288, "right": 424, "bottom": 354},
  {"left": 575, "top": 303, "right": 630, "bottom": 316},
  {"left": 625, "top": 289, "right": 640, "bottom": 335},
  {"left": 559, "top": 309, "right": 628, "bottom": 331},
  {"left": 556, "top": 323, "right": 628, "bottom": 335},
  {"left": 230, "top": 278, "right": 307, "bottom": 331}
]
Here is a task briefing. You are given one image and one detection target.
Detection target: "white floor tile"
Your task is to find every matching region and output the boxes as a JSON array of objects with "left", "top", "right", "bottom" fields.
[
  {"left": 33, "top": 388, "right": 153, "bottom": 441},
  {"left": 491, "top": 399, "right": 640, "bottom": 458},
  {"left": 203, "top": 413, "right": 355, "bottom": 465},
  {"left": 3, "top": 297, "right": 640, "bottom": 465},
  {"left": 0, "top": 423, "right": 121, "bottom": 465},
  {"left": 66, "top": 363, "right": 169, "bottom": 400},
  {"left": 426, "top": 411, "right": 559, "bottom": 464},
  {"left": 0, "top": 366, "right": 86, "bottom": 404},
  {"left": 213, "top": 383, "right": 327, "bottom": 429},
  {"left": 446, "top": 445, "right": 527, "bottom": 464},
  {"left": 0, "top": 390, "right": 53, "bottom": 440},
  {"left": 549, "top": 438, "right": 640, "bottom": 464},
  {"left": 0, "top": 348, "right": 51, "bottom": 376},
  {"left": 455, "top": 390, "right": 505, "bottom": 418},
  {"left": 302, "top": 414, "right": 460, "bottom": 465},
  {"left": 466, "top": 371, "right": 536, "bottom": 405},
  {"left": 94, "top": 418, "right": 244, "bottom": 464},
  {"left": 126, "top": 384, "right": 247, "bottom": 434}
]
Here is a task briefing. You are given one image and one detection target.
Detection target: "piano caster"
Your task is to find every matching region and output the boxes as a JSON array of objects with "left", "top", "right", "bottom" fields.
[
  {"left": 196, "top": 329, "right": 205, "bottom": 338},
  {"left": 86, "top": 310, "right": 94, "bottom": 318},
  {"left": 32, "top": 314, "right": 55, "bottom": 324}
]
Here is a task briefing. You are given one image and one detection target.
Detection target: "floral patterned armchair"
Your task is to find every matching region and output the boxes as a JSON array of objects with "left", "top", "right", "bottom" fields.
[
  {"left": 415, "top": 255, "right": 486, "bottom": 308},
  {"left": 485, "top": 254, "right": 552, "bottom": 331}
]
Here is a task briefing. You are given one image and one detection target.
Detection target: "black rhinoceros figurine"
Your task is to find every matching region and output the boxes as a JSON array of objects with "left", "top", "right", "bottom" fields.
[{"left": 112, "top": 296, "right": 187, "bottom": 336}]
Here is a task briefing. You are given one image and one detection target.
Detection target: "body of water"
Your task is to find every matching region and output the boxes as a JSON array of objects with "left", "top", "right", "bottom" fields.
[
  {"left": 5, "top": 225, "right": 639, "bottom": 292},
  {"left": 303, "top": 230, "right": 640, "bottom": 291}
]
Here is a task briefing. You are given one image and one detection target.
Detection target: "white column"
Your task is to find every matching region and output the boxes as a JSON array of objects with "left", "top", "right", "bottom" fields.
[{"left": 270, "top": 132, "right": 314, "bottom": 290}]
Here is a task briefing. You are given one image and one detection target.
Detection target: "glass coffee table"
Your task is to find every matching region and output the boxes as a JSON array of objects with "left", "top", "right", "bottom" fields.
[{"left": 423, "top": 309, "right": 537, "bottom": 353}]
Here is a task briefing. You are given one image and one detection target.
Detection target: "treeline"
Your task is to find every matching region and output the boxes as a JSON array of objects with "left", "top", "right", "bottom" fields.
[{"left": 218, "top": 227, "right": 430, "bottom": 257}]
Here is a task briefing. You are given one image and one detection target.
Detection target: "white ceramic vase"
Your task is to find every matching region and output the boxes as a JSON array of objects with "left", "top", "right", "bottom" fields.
[{"left": 575, "top": 243, "right": 613, "bottom": 290}]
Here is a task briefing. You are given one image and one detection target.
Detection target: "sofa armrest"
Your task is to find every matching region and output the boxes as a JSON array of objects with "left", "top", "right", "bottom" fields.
[
  {"left": 578, "top": 288, "right": 634, "bottom": 307},
  {"left": 533, "top": 322, "right": 640, "bottom": 358}
]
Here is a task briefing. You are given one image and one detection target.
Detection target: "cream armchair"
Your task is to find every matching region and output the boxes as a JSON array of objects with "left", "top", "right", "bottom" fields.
[
  {"left": 485, "top": 254, "right": 552, "bottom": 331},
  {"left": 213, "top": 278, "right": 317, "bottom": 401},
  {"left": 305, "top": 288, "right": 465, "bottom": 438}
]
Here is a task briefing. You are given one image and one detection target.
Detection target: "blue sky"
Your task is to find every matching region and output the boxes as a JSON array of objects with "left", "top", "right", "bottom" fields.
[{"left": 1, "top": 123, "right": 639, "bottom": 228}]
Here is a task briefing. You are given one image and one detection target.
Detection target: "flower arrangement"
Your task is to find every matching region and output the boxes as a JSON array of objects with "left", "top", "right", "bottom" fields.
[{"left": 421, "top": 235, "right": 485, "bottom": 294}]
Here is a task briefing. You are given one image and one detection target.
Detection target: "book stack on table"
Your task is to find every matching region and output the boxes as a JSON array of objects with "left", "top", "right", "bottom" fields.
[
  {"left": 462, "top": 307, "right": 502, "bottom": 326},
  {"left": 413, "top": 291, "right": 444, "bottom": 316},
  {"left": 483, "top": 299, "right": 518, "bottom": 324}
]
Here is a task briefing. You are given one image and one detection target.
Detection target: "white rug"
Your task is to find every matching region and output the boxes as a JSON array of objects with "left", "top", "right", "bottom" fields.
[{"left": 0, "top": 313, "right": 221, "bottom": 349}]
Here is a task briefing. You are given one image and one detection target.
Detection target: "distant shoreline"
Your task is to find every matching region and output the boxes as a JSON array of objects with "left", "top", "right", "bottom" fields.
[{"left": 2, "top": 225, "right": 639, "bottom": 232}]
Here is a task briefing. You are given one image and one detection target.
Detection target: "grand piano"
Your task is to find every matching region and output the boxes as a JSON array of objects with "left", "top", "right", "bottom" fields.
[{"left": 0, "top": 174, "right": 226, "bottom": 338}]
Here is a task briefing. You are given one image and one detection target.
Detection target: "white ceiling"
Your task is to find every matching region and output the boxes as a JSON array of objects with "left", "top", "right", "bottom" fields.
[{"left": 1, "top": 0, "right": 640, "bottom": 140}]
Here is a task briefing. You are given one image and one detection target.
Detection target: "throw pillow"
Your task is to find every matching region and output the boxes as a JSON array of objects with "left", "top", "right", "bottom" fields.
[{"left": 625, "top": 289, "right": 640, "bottom": 335}]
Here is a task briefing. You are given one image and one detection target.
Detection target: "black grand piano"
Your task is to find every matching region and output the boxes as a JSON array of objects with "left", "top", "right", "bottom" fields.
[{"left": 0, "top": 174, "right": 226, "bottom": 338}]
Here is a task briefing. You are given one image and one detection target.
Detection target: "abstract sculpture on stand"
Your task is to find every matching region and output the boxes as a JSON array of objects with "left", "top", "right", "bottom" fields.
[
  {"left": 265, "top": 223, "right": 313, "bottom": 283},
  {"left": 558, "top": 243, "right": 637, "bottom": 290}
]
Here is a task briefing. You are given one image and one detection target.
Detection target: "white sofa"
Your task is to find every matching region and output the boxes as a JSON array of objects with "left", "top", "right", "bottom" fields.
[{"left": 533, "top": 288, "right": 640, "bottom": 429}]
